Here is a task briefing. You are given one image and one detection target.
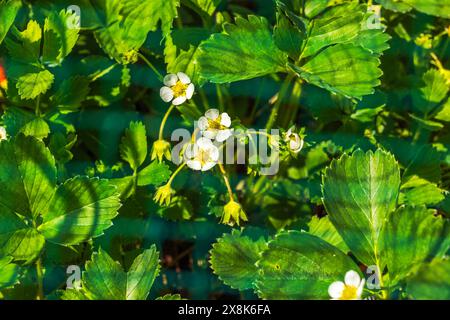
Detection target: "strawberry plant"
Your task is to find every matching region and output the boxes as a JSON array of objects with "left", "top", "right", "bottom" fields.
[{"left": 0, "top": 0, "right": 449, "bottom": 301}]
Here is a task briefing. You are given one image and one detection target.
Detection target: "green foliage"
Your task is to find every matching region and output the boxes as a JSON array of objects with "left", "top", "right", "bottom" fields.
[
  {"left": 210, "top": 231, "right": 267, "bottom": 291},
  {"left": 406, "top": 259, "right": 450, "bottom": 299},
  {"left": 322, "top": 149, "right": 401, "bottom": 265},
  {"left": 62, "top": 246, "right": 160, "bottom": 300},
  {"left": 0, "top": 0, "right": 21, "bottom": 45},
  {"left": 198, "top": 16, "right": 288, "bottom": 83},
  {"left": 120, "top": 121, "right": 148, "bottom": 172},
  {"left": 255, "top": 231, "right": 360, "bottom": 299}
]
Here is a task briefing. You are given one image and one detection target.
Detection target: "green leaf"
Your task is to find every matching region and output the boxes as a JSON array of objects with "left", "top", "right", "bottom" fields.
[
  {"left": 2, "top": 107, "right": 50, "bottom": 139},
  {"left": 402, "top": 0, "right": 450, "bottom": 18},
  {"left": 210, "top": 231, "right": 267, "bottom": 291},
  {"left": 0, "top": 0, "right": 21, "bottom": 45},
  {"left": 273, "top": 12, "right": 304, "bottom": 60},
  {"left": 120, "top": 121, "right": 147, "bottom": 172},
  {"left": 0, "top": 207, "right": 45, "bottom": 262},
  {"left": 137, "top": 161, "right": 171, "bottom": 187},
  {"left": 322, "top": 149, "right": 401, "bottom": 265},
  {"left": 0, "top": 135, "right": 56, "bottom": 220},
  {"left": 407, "top": 259, "right": 450, "bottom": 300},
  {"left": 83, "top": 247, "right": 160, "bottom": 300},
  {"left": 38, "top": 177, "right": 121, "bottom": 246},
  {"left": 301, "top": 3, "right": 365, "bottom": 58},
  {"left": 255, "top": 231, "right": 360, "bottom": 299},
  {"left": 0, "top": 256, "right": 20, "bottom": 289},
  {"left": 413, "top": 69, "right": 449, "bottom": 116},
  {"left": 198, "top": 15, "right": 288, "bottom": 83},
  {"left": 5, "top": 20, "right": 42, "bottom": 64},
  {"left": 290, "top": 43, "right": 382, "bottom": 100},
  {"left": 50, "top": 76, "right": 91, "bottom": 113},
  {"left": 191, "top": 0, "right": 222, "bottom": 15},
  {"left": 400, "top": 183, "right": 445, "bottom": 206},
  {"left": 16, "top": 70, "right": 55, "bottom": 100},
  {"left": 167, "top": 44, "right": 204, "bottom": 86},
  {"left": 380, "top": 206, "right": 447, "bottom": 285},
  {"left": 307, "top": 216, "right": 349, "bottom": 253},
  {"left": 42, "top": 10, "right": 80, "bottom": 65},
  {"left": 375, "top": 0, "right": 412, "bottom": 13},
  {"left": 94, "top": 0, "right": 179, "bottom": 63},
  {"left": 156, "top": 293, "right": 184, "bottom": 300},
  {"left": 435, "top": 99, "right": 450, "bottom": 122}
]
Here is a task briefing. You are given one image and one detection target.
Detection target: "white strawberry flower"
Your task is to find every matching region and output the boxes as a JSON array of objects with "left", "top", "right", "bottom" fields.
[
  {"left": 328, "top": 270, "right": 365, "bottom": 300},
  {"left": 160, "top": 72, "right": 195, "bottom": 106},
  {"left": 284, "top": 126, "right": 303, "bottom": 153},
  {"left": 198, "top": 109, "right": 232, "bottom": 142},
  {"left": 0, "top": 126, "right": 6, "bottom": 141},
  {"left": 184, "top": 137, "right": 220, "bottom": 171}
]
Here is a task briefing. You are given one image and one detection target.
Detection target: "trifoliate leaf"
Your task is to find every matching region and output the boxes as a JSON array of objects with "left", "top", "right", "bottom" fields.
[
  {"left": 307, "top": 216, "right": 349, "bottom": 253},
  {"left": 406, "top": 259, "right": 450, "bottom": 300},
  {"left": 50, "top": 76, "right": 91, "bottom": 113},
  {"left": 210, "top": 231, "right": 267, "bottom": 291},
  {"left": 0, "top": 256, "right": 20, "bottom": 289},
  {"left": 290, "top": 43, "right": 382, "bottom": 99},
  {"left": 137, "top": 161, "right": 171, "bottom": 187},
  {"left": 380, "top": 206, "right": 447, "bottom": 285},
  {"left": 82, "top": 246, "right": 160, "bottom": 300},
  {"left": 0, "top": 0, "right": 21, "bottom": 45},
  {"left": 322, "top": 149, "right": 401, "bottom": 266},
  {"left": 38, "top": 177, "right": 120, "bottom": 246},
  {"left": 0, "top": 135, "right": 56, "bottom": 220},
  {"left": 16, "top": 70, "right": 55, "bottom": 100},
  {"left": 42, "top": 10, "right": 80, "bottom": 65},
  {"left": 255, "top": 231, "right": 360, "bottom": 299},
  {"left": 198, "top": 15, "right": 288, "bottom": 83},
  {"left": 2, "top": 107, "right": 50, "bottom": 139},
  {"left": 120, "top": 121, "right": 147, "bottom": 172}
]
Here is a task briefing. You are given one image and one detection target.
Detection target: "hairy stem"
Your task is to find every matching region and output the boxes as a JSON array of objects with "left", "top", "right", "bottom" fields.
[
  {"left": 266, "top": 74, "right": 294, "bottom": 130},
  {"left": 218, "top": 163, "right": 235, "bottom": 201},
  {"left": 36, "top": 258, "right": 44, "bottom": 300},
  {"left": 138, "top": 52, "right": 163, "bottom": 82}
]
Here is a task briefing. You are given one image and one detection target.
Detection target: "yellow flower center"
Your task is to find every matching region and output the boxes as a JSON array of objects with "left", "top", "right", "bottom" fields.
[
  {"left": 208, "top": 116, "right": 226, "bottom": 130},
  {"left": 340, "top": 285, "right": 358, "bottom": 300},
  {"left": 171, "top": 81, "right": 189, "bottom": 98},
  {"left": 198, "top": 149, "right": 211, "bottom": 165}
]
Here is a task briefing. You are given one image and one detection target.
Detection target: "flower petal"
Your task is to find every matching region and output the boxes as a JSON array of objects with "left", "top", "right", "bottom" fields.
[
  {"left": 187, "top": 160, "right": 202, "bottom": 171},
  {"left": 328, "top": 281, "right": 345, "bottom": 299},
  {"left": 172, "top": 95, "right": 187, "bottom": 106},
  {"left": 220, "top": 113, "right": 231, "bottom": 127},
  {"left": 201, "top": 161, "right": 217, "bottom": 171},
  {"left": 183, "top": 143, "right": 197, "bottom": 159},
  {"left": 186, "top": 83, "right": 195, "bottom": 99},
  {"left": 208, "top": 146, "right": 220, "bottom": 162},
  {"left": 160, "top": 87, "right": 174, "bottom": 102},
  {"left": 216, "top": 130, "right": 232, "bottom": 142},
  {"left": 205, "top": 108, "right": 220, "bottom": 120},
  {"left": 203, "top": 130, "right": 218, "bottom": 140},
  {"left": 177, "top": 72, "right": 191, "bottom": 84},
  {"left": 345, "top": 270, "right": 361, "bottom": 287},
  {"left": 198, "top": 117, "right": 209, "bottom": 130},
  {"left": 164, "top": 74, "right": 178, "bottom": 87},
  {"left": 197, "top": 137, "right": 214, "bottom": 149}
]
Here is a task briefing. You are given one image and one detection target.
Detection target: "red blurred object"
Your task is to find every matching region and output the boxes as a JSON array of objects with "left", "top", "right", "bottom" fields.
[{"left": 0, "top": 62, "right": 6, "bottom": 89}]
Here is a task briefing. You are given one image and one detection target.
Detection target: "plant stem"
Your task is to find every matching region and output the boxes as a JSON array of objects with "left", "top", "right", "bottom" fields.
[
  {"left": 35, "top": 95, "right": 41, "bottom": 117},
  {"left": 159, "top": 104, "right": 176, "bottom": 140},
  {"left": 168, "top": 162, "right": 186, "bottom": 185},
  {"left": 266, "top": 74, "right": 294, "bottom": 131},
  {"left": 36, "top": 258, "right": 44, "bottom": 300},
  {"left": 90, "top": 63, "right": 117, "bottom": 82},
  {"left": 218, "top": 163, "right": 235, "bottom": 201},
  {"left": 138, "top": 52, "right": 164, "bottom": 82}
]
